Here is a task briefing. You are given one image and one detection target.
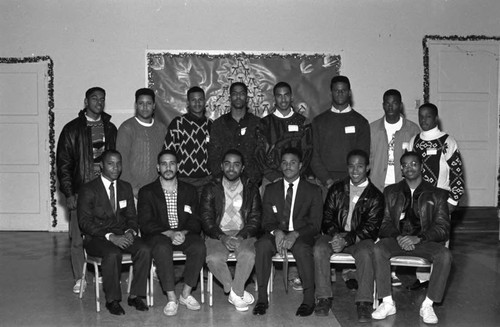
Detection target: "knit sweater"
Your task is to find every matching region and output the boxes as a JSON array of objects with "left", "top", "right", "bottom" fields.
[
  {"left": 116, "top": 117, "right": 167, "bottom": 197},
  {"left": 409, "top": 127, "right": 465, "bottom": 205},
  {"left": 311, "top": 108, "right": 370, "bottom": 183},
  {"left": 164, "top": 112, "right": 212, "bottom": 178}
]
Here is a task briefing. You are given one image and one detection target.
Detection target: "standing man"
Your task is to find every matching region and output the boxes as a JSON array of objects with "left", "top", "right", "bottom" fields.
[
  {"left": 371, "top": 151, "right": 452, "bottom": 324},
  {"left": 208, "top": 82, "right": 263, "bottom": 184},
  {"left": 138, "top": 149, "right": 205, "bottom": 316},
  {"left": 200, "top": 149, "right": 262, "bottom": 312},
  {"left": 311, "top": 76, "right": 370, "bottom": 190},
  {"left": 409, "top": 103, "right": 465, "bottom": 212},
  {"left": 369, "top": 89, "right": 420, "bottom": 191},
  {"left": 164, "top": 86, "right": 212, "bottom": 195},
  {"left": 253, "top": 148, "right": 323, "bottom": 317},
  {"left": 313, "top": 149, "right": 384, "bottom": 322},
  {"left": 117, "top": 88, "right": 167, "bottom": 199},
  {"left": 56, "top": 86, "right": 117, "bottom": 293},
  {"left": 256, "top": 81, "right": 313, "bottom": 187},
  {"left": 78, "top": 150, "right": 151, "bottom": 315}
]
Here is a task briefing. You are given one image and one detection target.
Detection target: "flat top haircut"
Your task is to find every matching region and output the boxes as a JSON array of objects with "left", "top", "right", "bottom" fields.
[
  {"left": 222, "top": 148, "right": 245, "bottom": 166},
  {"left": 330, "top": 75, "right": 351, "bottom": 90},
  {"left": 400, "top": 151, "right": 422, "bottom": 165},
  {"left": 101, "top": 149, "right": 121, "bottom": 162},
  {"left": 157, "top": 149, "right": 178, "bottom": 163},
  {"left": 135, "top": 88, "right": 155, "bottom": 102},
  {"left": 187, "top": 86, "right": 205, "bottom": 99},
  {"left": 273, "top": 81, "right": 292, "bottom": 95},
  {"left": 85, "top": 87, "right": 106, "bottom": 99},
  {"left": 346, "top": 149, "right": 369, "bottom": 165},
  {"left": 229, "top": 82, "right": 248, "bottom": 94},
  {"left": 419, "top": 103, "right": 439, "bottom": 116},
  {"left": 383, "top": 89, "right": 402, "bottom": 102},
  {"left": 282, "top": 147, "right": 303, "bottom": 162}
]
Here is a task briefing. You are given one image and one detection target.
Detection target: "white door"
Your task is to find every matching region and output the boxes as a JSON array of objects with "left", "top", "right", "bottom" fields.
[
  {"left": 0, "top": 61, "right": 51, "bottom": 230},
  {"left": 429, "top": 41, "right": 499, "bottom": 207}
]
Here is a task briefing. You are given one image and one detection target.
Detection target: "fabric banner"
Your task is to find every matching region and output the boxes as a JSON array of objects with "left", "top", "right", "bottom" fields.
[{"left": 147, "top": 52, "right": 341, "bottom": 125}]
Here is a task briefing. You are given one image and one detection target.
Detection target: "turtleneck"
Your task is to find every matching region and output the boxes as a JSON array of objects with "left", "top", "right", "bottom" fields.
[{"left": 420, "top": 126, "right": 445, "bottom": 141}]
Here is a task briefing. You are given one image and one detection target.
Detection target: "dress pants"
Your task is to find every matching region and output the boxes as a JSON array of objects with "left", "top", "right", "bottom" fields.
[
  {"left": 84, "top": 236, "right": 151, "bottom": 302},
  {"left": 255, "top": 233, "right": 315, "bottom": 305},
  {"left": 146, "top": 233, "right": 206, "bottom": 292},
  {"left": 373, "top": 238, "right": 452, "bottom": 303},
  {"left": 314, "top": 235, "right": 375, "bottom": 303}
]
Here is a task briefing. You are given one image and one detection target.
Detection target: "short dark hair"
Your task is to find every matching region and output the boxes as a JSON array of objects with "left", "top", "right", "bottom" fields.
[
  {"left": 330, "top": 75, "right": 351, "bottom": 90},
  {"left": 135, "top": 88, "right": 155, "bottom": 102},
  {"left": 419, "top": 103, "right": 438, "bottom": 116},
  {"left": 282, "top": 147, "right": 303, "bottom": 162},
  {"left": 85, "top": 87, "right": 106, "bottom": 99},
  {"left": 273, "top": 82, "right": 292, "bottom": 95},
  {"left": 383, "top": 89, "right": 402, "bottom": 102},
  {"left": 101, "top": 149, "right": 121, "bottom": 162},
  {"left": 187, "top": 86, "right": 205, "bottom": 99},
  {"left": 157, "top": 149, "right": 178, "bottom": 163},
  {"left": 400, "top": 151, "right": 422, "bottom": 165},
  {"left": 222, "top": 149, "right": 245, "bottom": 166},
  {"left": 229, "top": 82, "right": 248, "bottom": 94},
  {"left": 346, "top": 149, "right": 369, "bottom": 165}
]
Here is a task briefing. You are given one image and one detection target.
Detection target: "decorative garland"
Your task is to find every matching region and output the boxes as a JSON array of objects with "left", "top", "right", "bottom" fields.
[
  {"left": 0, "top": 56, "right": 57, "bottom": 226},
  {"left": 422, "top": 35, "right": 500, "bottom": 207}
]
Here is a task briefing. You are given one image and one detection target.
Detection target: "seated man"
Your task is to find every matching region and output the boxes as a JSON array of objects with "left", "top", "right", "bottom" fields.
[
  {"left": 313, "top": 149, "right": 384, "bottom": 322},
  {"left": 253, "top": 147, "right": 323, "bottom": 317},
  {"left": 138, "top": 149, "right": 206, "bottom": 316},
  {"left": 371, "top": 151, "right": 452, "bottom": 325},
  {"left": 200, "top": 149, "right": 262, "bottom": 312},
  {"left": 78, "top": 150, "right": 151, "bottom": 315}
]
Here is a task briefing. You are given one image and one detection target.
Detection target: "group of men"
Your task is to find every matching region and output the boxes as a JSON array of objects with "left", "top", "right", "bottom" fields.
[{"left": 56, "top": 75, "right": 464, "bottom": 324}]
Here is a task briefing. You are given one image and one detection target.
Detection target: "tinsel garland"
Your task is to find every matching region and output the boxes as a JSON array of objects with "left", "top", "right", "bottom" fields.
[{"left": 0, "top": 56, "right": 57, "bottom": 227}]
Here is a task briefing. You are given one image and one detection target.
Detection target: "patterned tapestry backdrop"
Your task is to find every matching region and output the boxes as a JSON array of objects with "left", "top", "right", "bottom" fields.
[{"left": 147, "top": 52, "right": 341, "bottom": 125}]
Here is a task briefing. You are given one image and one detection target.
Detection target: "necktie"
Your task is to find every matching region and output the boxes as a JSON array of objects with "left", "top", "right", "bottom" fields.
[
  {"left": 283, "top": 183, "right": 293, "bottom": 230},
  {"left": 109, "top": 182, "right": 116, "bottom": 213}
]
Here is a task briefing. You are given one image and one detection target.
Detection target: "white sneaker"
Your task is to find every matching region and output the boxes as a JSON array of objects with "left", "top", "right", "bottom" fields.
[
  {"left": 228, "top": 289, "right": 249, "bottom": 311},
  {"left": 73, "top": 279, "right": 86, "bottom": 294},
  {"left": 242, "top": 290, "right": 255, "bottom": 305},
  {"left": 163, "top": 301, "right": 178, "bottom": 316},
  {"left": 420, "top": 305, "right": 438, "bottom": 324},
  {"left": 179, "top": 294, "right": 201, "bottom": 311},
  {"left": 372, "top": 301, "right": 396, "bottom": 320}
]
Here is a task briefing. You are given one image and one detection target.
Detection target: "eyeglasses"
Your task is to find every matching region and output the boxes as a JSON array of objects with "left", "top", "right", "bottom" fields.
[{"left": 401, "top": 161, "right": 420, "bottom": 169}]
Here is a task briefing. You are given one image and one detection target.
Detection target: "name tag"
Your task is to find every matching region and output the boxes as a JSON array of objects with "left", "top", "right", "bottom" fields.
[
  {"left": 399, "top": 212, "right": 405, "bottom": 220},
  {"left": 352, "top": 195, "right": 359, "bottom": 203},
  {"left": 205, "top": 135, "right": 210, "bottom": 143},
  {"left": 184, "top": 205, "right": 192, "bottom": 214},
  {"left": 240, "top": 127, "right": 247, "bottom": 135},
  {"left": 233, "top": 198, "right": 243, "bottom": 207},
  {"left": 288, "top": 125, "right": 299, "bottom": 132},
  {"left": 345, "top": 126, "right": 355, "bottom": 134},
  {"left": 426, "top": 148, "right": 437, "bottom": 155},
  {"left": 402, "top": 142, "right": 409, "bottom": 150},
  {"left": 272, "top": 205, "right": 278, "bottom": 213},
  {"left": 119, "top": 200, "right": 127, "bottom": 209}
]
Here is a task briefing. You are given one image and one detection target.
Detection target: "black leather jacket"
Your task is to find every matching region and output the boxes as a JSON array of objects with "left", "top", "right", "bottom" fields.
[
  {"left": 322, "top": 178, "right": 384, "bottom": 246},
  {"left": 56, "top": 110, "right": 117, "bottom": 198},
  {"left": 199, "top": 176, "right": 262, "bottom": 240},
  {"left": 380, "top": 180, "right": 450, "bottom": 243}
]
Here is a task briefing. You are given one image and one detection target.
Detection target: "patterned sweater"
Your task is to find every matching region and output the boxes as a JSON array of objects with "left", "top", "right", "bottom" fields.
[
  {"left": 409, "top": 127, "right": 465, "bottom": 205},
  {"left": 164, "top": 112, "right": 212, "bottom": 178}
]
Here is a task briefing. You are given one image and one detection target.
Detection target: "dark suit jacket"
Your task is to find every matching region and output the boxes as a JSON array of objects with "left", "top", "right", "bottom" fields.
[
  {"left": 78, "top": 177, "right": 138, "bottom": 238},
  {"left": 262, "top": 178, "right": 322, "bottom": 238},
  {"left": 138, "top": 178, "right": 201, "bottom": 237}
]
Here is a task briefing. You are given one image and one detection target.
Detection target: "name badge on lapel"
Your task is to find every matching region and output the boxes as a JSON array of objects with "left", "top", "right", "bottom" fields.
[
  {"left": 272, "top": 205, "right": 278, "bottom": 213},
  {"left": 426, "top": 148, "right": 437, "bottom": 155},
  {"left": 184, "top": 205, "right": 192, "bottom": 214},
  {"left": 288, "top": 125, "right": 299, "bottom": 132},
  {"left": 352, "top": 195, "right": 359, "bottom": 204},
  {"left": 240, "top": 127, "right": 247, "bottom": 135},
  {"left": 345, "top": 126, "right": 355, "bottom": 134},
  {"left": 119, "top": 200, "right": 127, "bottom": 209}
]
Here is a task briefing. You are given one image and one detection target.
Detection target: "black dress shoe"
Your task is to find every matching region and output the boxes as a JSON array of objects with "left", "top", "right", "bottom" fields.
[
  {"left": 106, "top": 301, "right": 125, "bottom": 315},
  {"left": 314, "top": 298, "right": 332, "bottom": 316},
  {"left": 296, "top": 303, "right": 315, "bottom": 317},
  {"left": 356, "top": 302, "right": 372, "bottom": 323},
  {"left": 345, "top": 278, "right": 358, "bottom": 290},
  {"left": 406, "top": 280, "right": 429, "bottom": 291},
  {"left": 252, "top": 302, "right": 269, "bottom": 315},
  {"left": 128, "top": 296, "right": 148, "bottom": 311}
]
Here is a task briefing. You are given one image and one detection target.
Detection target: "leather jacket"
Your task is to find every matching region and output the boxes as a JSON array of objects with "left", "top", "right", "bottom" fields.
[
  {"left": 199, "top": 176, "right": 262, "bottom": 240},
  {"left": 380, "top": 180, "right": 450, "bottom": 243},
  {"left": 322, "top": 178, "right": 384, "bottom": 246},
  {"left": 56, "top": 110, "right": 117, "bottom": 198}
]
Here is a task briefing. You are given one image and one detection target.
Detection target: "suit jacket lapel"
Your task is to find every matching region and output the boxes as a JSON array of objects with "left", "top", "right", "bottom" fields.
[
  {"left": 97, "top": 178, "right": 115, "bottom": 218},
  {"left": 152, "top": 179, "right": 169, "bottom": 225}
]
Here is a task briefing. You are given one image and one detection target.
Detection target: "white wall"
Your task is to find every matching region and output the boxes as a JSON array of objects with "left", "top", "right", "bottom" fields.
[{"left": 1, "top": 0, "right": 499, "bottom": 230}]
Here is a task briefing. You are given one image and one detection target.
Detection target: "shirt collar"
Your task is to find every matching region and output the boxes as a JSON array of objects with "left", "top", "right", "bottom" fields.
[
  {"left": 350, "top": 179, "right": 369, "bottom": 187},
  {"left": 330, "top": 104, "right": 352, "bottom": 113},
  {"left": 135, "top": 117, "right": 154, "bottom": 127},
  {"left": 273, "top": 108, "right": 294, "bottom": 119},
  {"left": 283, "top": 177, "right": 300, "bottom": 188},
  {"left": 101, "top": 175, "right": 114, "bottom": 189}
]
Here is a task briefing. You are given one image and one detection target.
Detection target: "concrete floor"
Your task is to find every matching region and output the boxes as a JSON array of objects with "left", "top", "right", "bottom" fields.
[{"left": 0, "top": 228, "right": 499, "bottom": 327}]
